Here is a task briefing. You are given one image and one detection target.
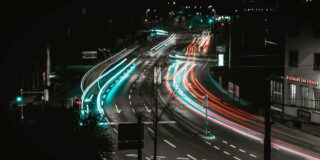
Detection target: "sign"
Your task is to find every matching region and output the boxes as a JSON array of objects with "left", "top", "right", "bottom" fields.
[
  {"left": 154, "top": 67, "right": 162, "bottom": 85},
  {"left": 118, "top": 123, "right": 144, "bottom": 150},
  {"left": 228, "top": 82, "right": 234, "bottom": 94},
  {"left": 216, "top": 45, "right": 226, "bottom": 53},
  {"left": 285, "top": 75, "right": 318, "bottom": 86},
  {"left": 234, "top": 84, "right": 240, "bottom": 97},
  {"left": 82, "top": 51, "right": 97, "bottom": 59},
  {"left": 218, "top": 54, "right": 224, "bottom": 66},
  {"left": 297, "top": 109, "right": 311, "bottom": 122}
]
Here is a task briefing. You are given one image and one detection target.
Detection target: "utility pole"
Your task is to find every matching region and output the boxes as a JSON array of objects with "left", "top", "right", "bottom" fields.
[
  {"left": 203, "top": 95, "right": 209, "bottom": 136},
  {"left": 153, "top": 63, "right": 159, "bottom": 160},
  {"left": 264, "top": 79, "right": 271, "bottom": 160}
]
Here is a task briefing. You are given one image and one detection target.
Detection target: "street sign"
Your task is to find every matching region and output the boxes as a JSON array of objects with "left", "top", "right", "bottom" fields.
[
  {"left": 118, "top": 123, "right": 144, "bottom": 150},
  {"left": 154, "top": 67, "right": 162, "bottom": 85},
  {"left": 82, "top": 51, "right": 97, "bottom": 59}
]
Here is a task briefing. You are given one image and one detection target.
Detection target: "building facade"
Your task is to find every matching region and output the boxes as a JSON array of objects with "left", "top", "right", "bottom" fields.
[{"left": 271, "top": 0, "right": 320, "bottom": 123}]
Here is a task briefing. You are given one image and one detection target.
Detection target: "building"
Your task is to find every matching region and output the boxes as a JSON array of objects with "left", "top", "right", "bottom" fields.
[
  {"left": 211, "top": 0, "right": 284, "bottom": 112},
  {"left": 270, "top": 0, "right": 320, "bottom": 124}
]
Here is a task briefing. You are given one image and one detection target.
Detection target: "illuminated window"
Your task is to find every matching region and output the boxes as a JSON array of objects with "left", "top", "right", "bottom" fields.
[
  {"left": 289, "top": 50, "right": 299, "bottom": 67},
  {"left": 314, "top": 53, "right": 320, "bottom": 70},
  {"left": 288, "top": 83, "right": 297, "bottom": 105},
  {"left": 301, "top": 86, "right": 309, "bottom": 107}
]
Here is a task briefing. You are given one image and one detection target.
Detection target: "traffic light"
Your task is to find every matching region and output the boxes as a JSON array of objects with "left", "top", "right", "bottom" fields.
[
  {"left": 73, "top": 98, "right": 82, "bottom": 110},
  {"left": 208, "top": 18, "right": 213, "bottom": 24},
  {"left": 16, "top": 96, "right": 23, "bottom": 103}
]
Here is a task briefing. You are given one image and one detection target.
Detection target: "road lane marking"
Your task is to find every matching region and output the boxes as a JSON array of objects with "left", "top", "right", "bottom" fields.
[
  {"left": 132, "top": 108, "right": 136, "bottom": 113},
  {"left": 106, "top": 89, "right": 110, "bottom": 92},
  {"left": 272, "top": 146, "right": 280, "bottom": 150},
  {"left": 233, "top": 156, "right": 241, "bottom": 160},
  {"left": 222, "top": 140, "right": 228, "bottom": 144},
  {"left": 130, "top": 89, "right": 133, "bottom": 93},
  {"left": 129, "top": 95, "right": 131, "bottom": 99},
  {"left": 230, "top": 145, "right": 236, "bottom": 148},
  {"left": 129, "top": 101, "right": 132, "bottom": 105},
  {"left": 250, "top": 154, "right": 257, "bottom": 158},
  {"left": 103, "top": 94, "right": 106, "bottom": 98},
  {"left": 239, "top": 149, "right": 246, "bottom": 153},
  {"left": 125, "top": 154, "right": 137, "bottom": 157},
  {"left": 205, "top": 141, "right": 212, "bottom": 145},
  {"left": 176, "top": 157, "right": 189, "bottom": 160},
  {"left": 223, "top": 151, "right": 230, "bottom": 156},
  {"left": 214, "top": 146, "right": 220, "bottom": 150},
  {"left": 148, "top": 127, "right": 154, "bottom": 134},
  {"left": 164, "top": 139, "right": 176, "bottom": 148},
  {"left": 187, "top": 154, "right": 197, "bottom": 160},
  {"left": 111, "top": 84, "right": 114, "bottom": 87},
  {"left": 146, "top": 157, "right": 151, "bottom": 160},
  {"left": 113, "top": 128, "right": 118, "bottom": 134}
]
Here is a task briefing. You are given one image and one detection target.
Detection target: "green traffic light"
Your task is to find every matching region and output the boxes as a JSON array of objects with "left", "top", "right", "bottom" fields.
[
  {"left": 208, "top": 19, "right": 213, "bottom": 24},
  {"left": 16, "top": 96, "right": 23, "bottom": 103}
]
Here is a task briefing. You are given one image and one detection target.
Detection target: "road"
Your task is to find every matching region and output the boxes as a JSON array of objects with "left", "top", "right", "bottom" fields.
[{"left": 80, "top": 32, "right": 320, "bottom": 160}]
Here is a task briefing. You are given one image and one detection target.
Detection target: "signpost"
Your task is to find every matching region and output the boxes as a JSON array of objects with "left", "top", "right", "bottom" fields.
[{"left": 118, "top": 116, "right": 144, "bottom": 160}]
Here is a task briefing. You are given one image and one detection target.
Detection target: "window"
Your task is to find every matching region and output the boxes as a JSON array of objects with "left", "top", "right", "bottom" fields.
[
  {"left": 288, "top": 83, "right": 297, "bottom": 105},
  {"left": 271, "top": 80, "right": 282, "bottom": 104},
  {"left": 314, "top": 88, "right": 320, "bottom": 111},
  {"left": 301, "top": 86, "right": 309, "bottom": 107},
  {"left": 314, "top": 53, "right": 320, "bottom": 70},
  {"left": 289, "top": 50, "right": 298, "bottom": 67}
]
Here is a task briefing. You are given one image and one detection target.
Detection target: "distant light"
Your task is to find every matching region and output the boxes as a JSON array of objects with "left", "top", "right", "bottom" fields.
[
  {"left": 218, "top": 54, "right": 224, "bottom": 66},
  {"left": 16, "top": 96, "right": 23, "bottom": 103}
]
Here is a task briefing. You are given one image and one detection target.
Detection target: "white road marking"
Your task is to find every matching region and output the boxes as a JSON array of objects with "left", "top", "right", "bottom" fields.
[
  {"left": 176, "top": 157, "right": 189, "bottom": 160},
  {"left": 205, "top": 141, "right": 212, "bottom": 145},
  {"left": 129, "top": 101, "right": 132, "bottom": 105},
  {"left": 223, "top": 140, "right": 228, "bottom": 144},
  {"left": 132, "top": 108, "right": 136, "bottom": 113},
  {"left": 130, "top": 89, "right": 132, "bottom": 93},
  {"left": 129, "top": 95, "right": 131, "bottom": 99},
  {"left": 111, "top": 84, "right": 114, "bottom": 87},
  {"left": 148, "top": 127, "right": 154, "bottom": 134},
  {"left": 250, "top": 154, "right": 257, "bottom": 158},
  {"left": 125, "top": 154, "right": 137, "bottom": 157},
  {"left": 164, "top": 139, "right": 176, "bottom": 148},
  {"left": 223, "top": 151, "right": 230, "bottom": 156},
  {"left": 272, "top": 146, "right": 280, "bottom": 150},
  {"left": 103, "top": 94, "right": 106, "bottom": 98},
  {"left": 230, "top": 145, "right": 236, "bottom": 148},
  {"left": 239, "top": 149, "right": 246, "bottom": 153},
  {"left": 187, "top": 154, "right": 197, "bottom": 160},
  {"left": 113, "top": 128, "right": 118, "bottom": 134},
  {"left": 146, "top": 157, "right": 151, "bottom": 160},
  {"left": 233, "top": 156, "right": 241, "bottom": 160},
  {"left": 214, "top": 146, "right": 220, "bottom": 150},
  {"left": 106, "top": 89, "right": 110, "bottom": 92}
]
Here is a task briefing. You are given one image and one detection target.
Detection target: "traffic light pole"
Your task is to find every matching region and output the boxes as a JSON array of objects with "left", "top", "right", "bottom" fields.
[{"left": 153, "top": 64, "right": 158, "bottom": 160}]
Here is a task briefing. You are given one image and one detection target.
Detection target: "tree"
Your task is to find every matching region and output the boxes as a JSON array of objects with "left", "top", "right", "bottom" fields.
[{"left": 77, "top": 113, "right": 114, "bottom": 160}]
